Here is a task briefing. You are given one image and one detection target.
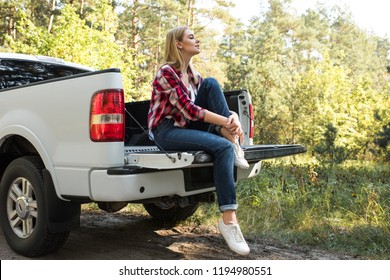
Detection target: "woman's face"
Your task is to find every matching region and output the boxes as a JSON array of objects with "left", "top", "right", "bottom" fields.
[{"left": 177, "top": 29, "right": 200, "bottom": 56}]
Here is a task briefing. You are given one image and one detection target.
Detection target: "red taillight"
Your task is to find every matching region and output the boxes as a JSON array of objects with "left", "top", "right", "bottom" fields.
[
  {"left": 249, "top": 103, "right": 254, "bottom": 139},
  {"left": 90, "top": 89, "right": 124, "bottom": 142}
]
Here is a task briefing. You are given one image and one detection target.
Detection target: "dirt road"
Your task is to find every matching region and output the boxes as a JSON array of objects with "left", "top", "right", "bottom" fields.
[{"left": 0, "top": 209, "right": 354, "bottom": 260}]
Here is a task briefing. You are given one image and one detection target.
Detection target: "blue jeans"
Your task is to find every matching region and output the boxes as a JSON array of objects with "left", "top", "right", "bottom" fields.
[{"left": 152, "top": 78, "right": 237, "bottom": 212}]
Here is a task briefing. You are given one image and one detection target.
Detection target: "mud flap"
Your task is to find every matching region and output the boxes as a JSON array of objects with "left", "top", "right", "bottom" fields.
[{"left": 43, "top": 169, "right": 81, "bottom": 232}]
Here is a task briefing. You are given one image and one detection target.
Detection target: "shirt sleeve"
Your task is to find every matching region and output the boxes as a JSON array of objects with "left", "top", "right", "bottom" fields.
[{"left": 157, "top": 66, "right": 206, "bottom": 122}]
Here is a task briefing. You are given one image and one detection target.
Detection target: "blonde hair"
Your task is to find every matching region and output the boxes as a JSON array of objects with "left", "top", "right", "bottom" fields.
[{"left": 163, "top": 26, "right": 199, "bottom": 84}]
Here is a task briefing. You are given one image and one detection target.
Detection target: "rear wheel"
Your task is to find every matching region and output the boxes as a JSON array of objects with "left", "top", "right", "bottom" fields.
[
  {"left": 143, "top": 198, "right": 199, "bottom": 224},
  {"left": 0, "top": 156, "right": 69, "bottom": 257}
]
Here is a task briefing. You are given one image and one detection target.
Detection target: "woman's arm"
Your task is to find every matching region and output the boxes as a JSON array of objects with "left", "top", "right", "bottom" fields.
[
  {"left": 204, "top": 110, "right": 229, "bottom": 127},
  {"left": 159, "top": 66, "right": 206, "bottom": 122}
]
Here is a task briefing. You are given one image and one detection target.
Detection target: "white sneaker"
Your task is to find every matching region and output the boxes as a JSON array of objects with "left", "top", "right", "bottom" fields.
[
  {"left": 233, "top": 140, "right": 249, "bottom": 169},
  {"left": 218, "top": 220, "right": 250, "bottom": 255}
]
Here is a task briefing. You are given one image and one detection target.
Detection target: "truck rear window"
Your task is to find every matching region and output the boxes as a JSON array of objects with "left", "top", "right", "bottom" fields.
[{"left": 0, "top": 59, "right": 89, "bottom": 90}]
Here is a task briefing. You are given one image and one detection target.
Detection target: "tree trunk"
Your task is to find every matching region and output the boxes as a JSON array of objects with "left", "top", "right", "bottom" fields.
[
  {"left": 187, "top": 0, "right": 193, "bottom": 28},
  {"left": 48, "top": 0, "right": 56, "bottom": 33},
  {"left": 131, "top": 0, "right": 140, "bottom": 51},
  {"left": 80, "top": 0, "right": 85, "bottom": 15},
  {"left": 6, "top": 5, "right": 16, "bottom": 39},
  {"left": 155, "top": 7, "right": 162, "bottom": 72},
  {"left": 7, "top": 15, "right": 12, "bottom": 36}
]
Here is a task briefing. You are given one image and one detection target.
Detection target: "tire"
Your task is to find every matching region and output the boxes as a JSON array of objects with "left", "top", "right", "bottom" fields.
[
  {"left": 0, "top": 156, "right": 69, "bottom": 257},
  {"left": 143, "top": 198, "right": 199, "bottom": 224}
]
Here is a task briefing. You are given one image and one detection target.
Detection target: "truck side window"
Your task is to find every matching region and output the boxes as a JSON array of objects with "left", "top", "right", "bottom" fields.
[{"left": 0, "top": 59, "right": 89, "bottom": 90}]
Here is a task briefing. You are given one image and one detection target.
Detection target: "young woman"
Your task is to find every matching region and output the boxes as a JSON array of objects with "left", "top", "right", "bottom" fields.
[{"left": 147, "top": 26, "right": 250, "bottom": 255}]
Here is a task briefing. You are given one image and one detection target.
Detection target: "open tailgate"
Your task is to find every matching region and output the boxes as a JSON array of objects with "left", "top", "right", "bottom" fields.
[
  {"left": 124, "top": 144, "right": 306, "bottom": 169},
  {"left": 243, "top": 144, "right": 307, "bottom": 163}
]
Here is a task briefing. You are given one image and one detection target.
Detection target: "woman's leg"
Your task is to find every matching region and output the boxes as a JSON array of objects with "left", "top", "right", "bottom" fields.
[
  {"left": 153, "top": 119, "right": 237, "bottom": 211},
  {"left": 195, "top": 77, "right": 231, "bottom": 117},
  {"left": 191, "top": 77, "right": 249, "bottom": 169},
  {"left": 188, "top": 77, "right": 231, "bottom": 132}
]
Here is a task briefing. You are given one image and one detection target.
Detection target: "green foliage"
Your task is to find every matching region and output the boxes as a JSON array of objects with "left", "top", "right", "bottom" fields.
[
  {"left": 374, "top": 123, "right": 390, "bottom": 161},
  {"left": 219, "top": 0, "right": 390, "bottom": 162},
  {"left": 1, "top": 0, "right": 389, "bottom": 160},
  {"left": 314, "top": 123, "right": 346, "bottom": 164}
]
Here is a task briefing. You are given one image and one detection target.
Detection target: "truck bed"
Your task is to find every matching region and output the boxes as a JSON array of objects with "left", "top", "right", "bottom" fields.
[{"left": 124, "top": 93, "right": 307, "bottom": 166}]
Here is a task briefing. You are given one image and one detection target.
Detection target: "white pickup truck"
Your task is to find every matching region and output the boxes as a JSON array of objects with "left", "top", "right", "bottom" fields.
[{"left": 0, "top": 53, "right": 306, "bottom": 257}]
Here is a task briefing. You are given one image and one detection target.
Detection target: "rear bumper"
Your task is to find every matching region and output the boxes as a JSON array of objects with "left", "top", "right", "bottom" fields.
[
  {"left": 88, "top": 161, "right": 262, "bottom": 202},
  {"left": 89, "top": 168, "right": 214, "bottom": 202}
]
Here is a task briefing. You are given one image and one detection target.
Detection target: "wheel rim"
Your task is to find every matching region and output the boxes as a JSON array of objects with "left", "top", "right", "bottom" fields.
[{"left": 6, "top": 177, "right": 38, "bottom": 238}]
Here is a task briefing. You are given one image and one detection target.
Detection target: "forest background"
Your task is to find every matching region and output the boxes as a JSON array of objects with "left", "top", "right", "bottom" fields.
[{"left": 1, "top": 0, "right": 389, "bottom": 258}]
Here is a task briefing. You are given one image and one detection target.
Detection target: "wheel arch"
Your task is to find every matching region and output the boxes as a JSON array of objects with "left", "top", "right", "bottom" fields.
[
  {"left": 0, "top": 131, "right": 81, "bottom": 229},
  {"left": 0, "top": 127, "right": 56, "bottom": 189}
]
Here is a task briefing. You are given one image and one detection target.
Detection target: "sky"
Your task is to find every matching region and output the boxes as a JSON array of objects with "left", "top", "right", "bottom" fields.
[{"left": 230, "top": 0, "right": 390, "bottom": 38}]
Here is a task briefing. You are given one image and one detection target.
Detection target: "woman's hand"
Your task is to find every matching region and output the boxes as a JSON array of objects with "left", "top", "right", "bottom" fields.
[
  {"left": 204, "top": 110, "right": 244, "bottom": 143},
  {"left": 224, "top": 113, "right": 244, "bottom": 143}
]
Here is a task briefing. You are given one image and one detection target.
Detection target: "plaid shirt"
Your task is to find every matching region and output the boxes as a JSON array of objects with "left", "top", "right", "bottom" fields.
[{"left": 148, "top": 64, "right": 206, "bottom": 130}]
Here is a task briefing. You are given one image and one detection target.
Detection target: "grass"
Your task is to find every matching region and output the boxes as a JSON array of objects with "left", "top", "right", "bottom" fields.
[{"left": 233, "top": 157, "right": 390, "bottom": 259}]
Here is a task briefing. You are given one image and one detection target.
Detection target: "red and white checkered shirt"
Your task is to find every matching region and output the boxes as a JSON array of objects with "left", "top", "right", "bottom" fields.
[{"left": 147, "top": 64, "right": 206, "bottom": 130}]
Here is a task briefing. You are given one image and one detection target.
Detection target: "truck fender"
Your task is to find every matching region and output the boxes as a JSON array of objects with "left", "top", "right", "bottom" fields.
[{"left": 0, "top": 125, "right": 60, "bottom": 198}]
